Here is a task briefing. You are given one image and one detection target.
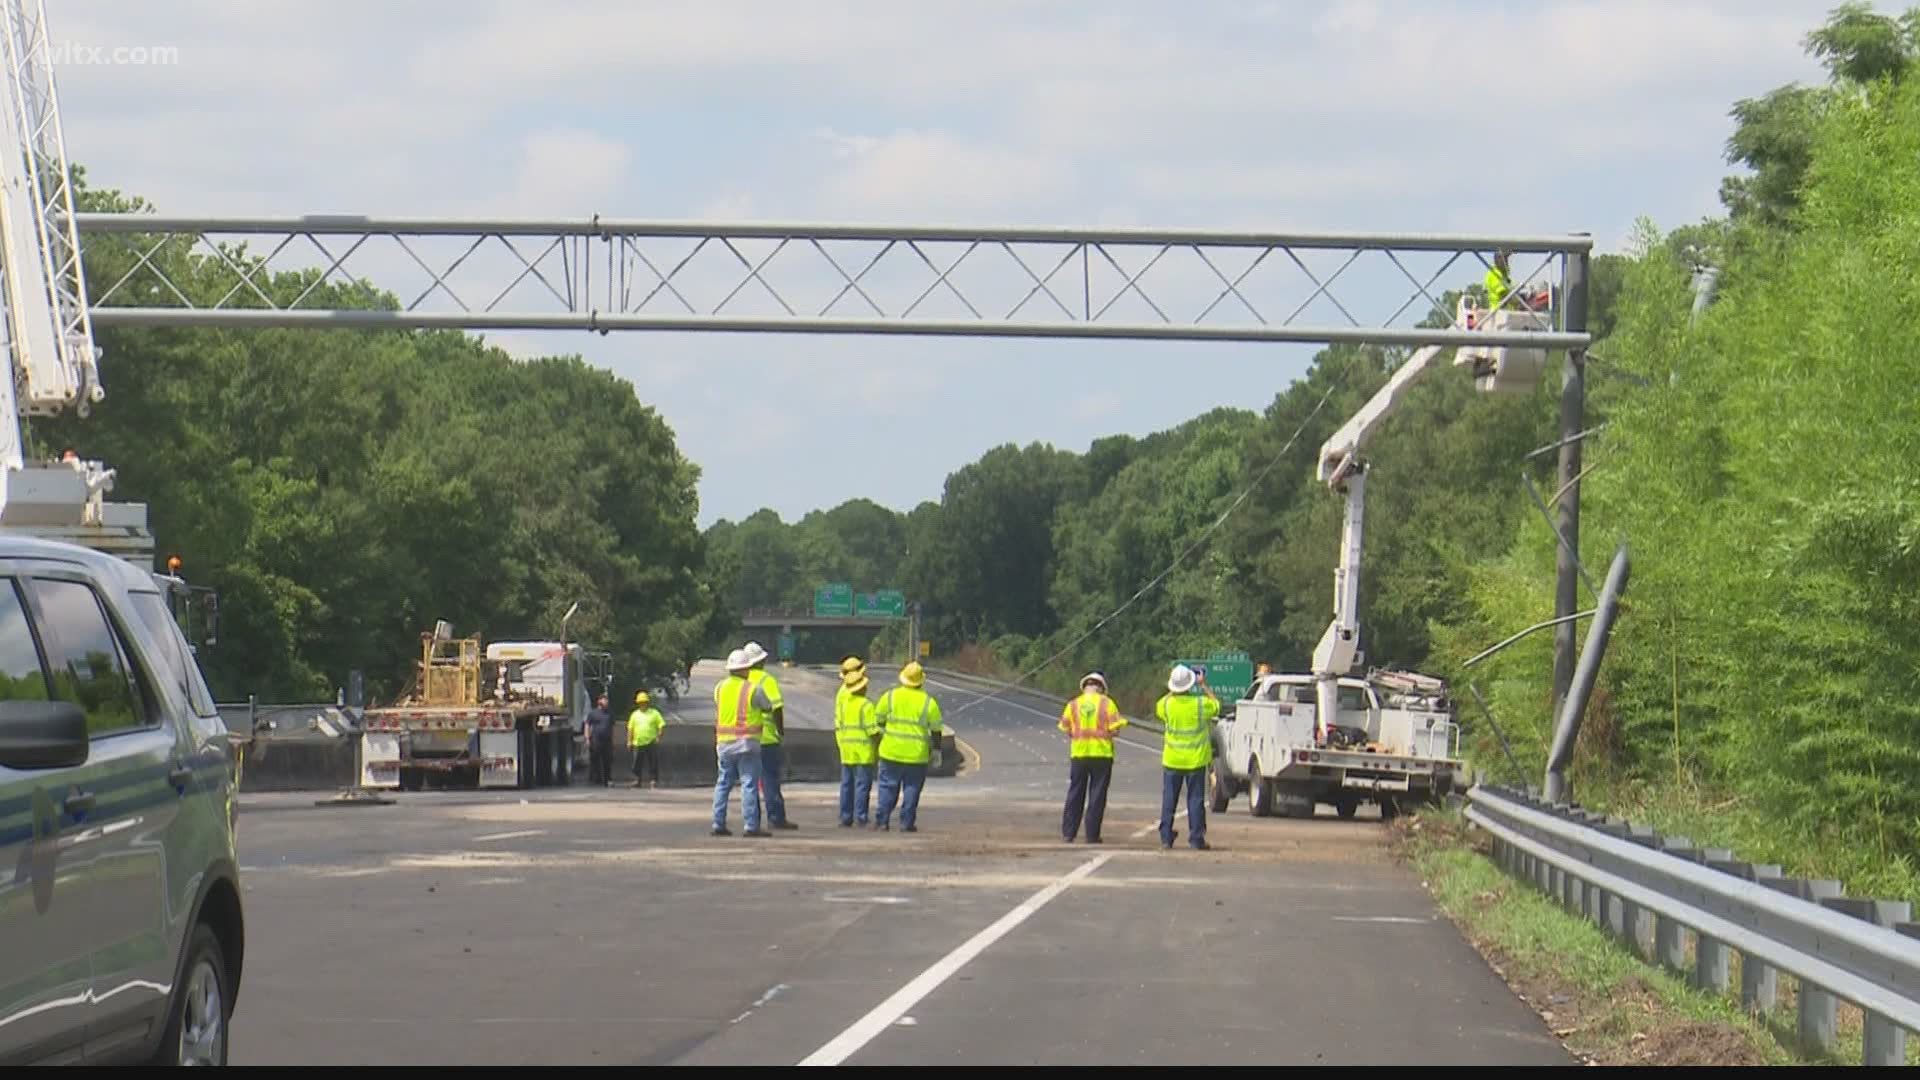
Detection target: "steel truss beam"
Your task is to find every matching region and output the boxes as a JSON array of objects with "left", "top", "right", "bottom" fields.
[{"left": 71, "top": 214, "right": 1591, "bottom": 348}]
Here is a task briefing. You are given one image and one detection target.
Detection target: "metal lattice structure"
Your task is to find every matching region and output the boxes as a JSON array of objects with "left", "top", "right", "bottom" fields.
[
  {"left": 0, "top": 0, "right": 97, "bottom": 418},
  {"left": 72, "top": 214, "right": 1592, "bottom": 349}
]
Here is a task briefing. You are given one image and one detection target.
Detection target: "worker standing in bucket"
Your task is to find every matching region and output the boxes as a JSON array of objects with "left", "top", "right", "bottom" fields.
[
  {"left": 1059, "top": 672, "right": 1127, "bottom": 844},
  {"left": 628, "top": 690, "right": 665, "bottom": 789},
  {"left": 835, "top": 664, "right": 880, "bottom": 827},
  {"left": 743, "top": 641, "right": 797, "bottom": 831},
  {"left": 711, "top": 649, "right": 771, "bottom": 838},
  {"left": 1484, "top": 249, "right": 1512, "bottom": 312},
  {"left": 872, "top": 662, "right": 943, "bottom": 832},
  {"left": 1156, "top": 664, "right": 1220, "bottom": 851}
]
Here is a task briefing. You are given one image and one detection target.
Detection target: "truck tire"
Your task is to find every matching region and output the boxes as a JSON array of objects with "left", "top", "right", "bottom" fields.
[
  {"left": 1247, "top": 758, "right": 1274, "bottom": 818},
  {"left": 1207, "top": 760, "right": 1232, "bottom": 814},
  {"left": 1379, "top": 796, "right": 1401, "bottom": 823},
  {"left": 1276, "top": 781, "right": 1316, "bottom": 819}
]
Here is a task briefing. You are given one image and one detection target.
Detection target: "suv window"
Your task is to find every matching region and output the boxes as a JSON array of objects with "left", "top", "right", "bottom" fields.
[
  {"left": 0, "top": 579, "right": 50, "bottom": 702},
  {"left": 129, "top": 592, "right": 219, "bottom": 719},
  {"left": 31, "top": 578, "right": 150, "bottom": 737}
]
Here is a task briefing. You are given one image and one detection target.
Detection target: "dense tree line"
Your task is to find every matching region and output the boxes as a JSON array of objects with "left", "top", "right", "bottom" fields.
[{"left": 707, "top": 4, "right": 1920, "bottom": 892}]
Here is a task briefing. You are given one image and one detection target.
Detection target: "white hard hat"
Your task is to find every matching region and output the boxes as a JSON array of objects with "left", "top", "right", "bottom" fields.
[
  {"left": 725, "top": 649, "right": 751, "bottom": 672},
  {"left": 1080, "top": 671, "right": 1107, "bottom": 691},
  {"left": 1168, "top": 664, "right": 1196, "bottom": 693},
  {"left": 742, "top": 641, "right": 769, "bottom": 665}
]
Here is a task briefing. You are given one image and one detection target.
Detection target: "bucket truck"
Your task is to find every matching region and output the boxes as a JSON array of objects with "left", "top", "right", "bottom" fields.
[
  {"left": 0, "top": 0, "right": 158, "bottom": 570},
  {"left": 1207, "top": 287, "right": 1554, "bottom": 820}
]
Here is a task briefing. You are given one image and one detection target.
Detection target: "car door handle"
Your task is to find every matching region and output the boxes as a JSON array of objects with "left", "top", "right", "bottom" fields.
[
  {"left": 64, "top": 790, "right": 96, "bottom": 815},
  {"left": 169, "top": 764, "right": 194, "bottom": 787}
]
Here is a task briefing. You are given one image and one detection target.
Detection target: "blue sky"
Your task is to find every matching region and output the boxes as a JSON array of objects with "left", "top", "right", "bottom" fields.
[{"left": 55, "top": 1, "right": 1832, "bottom": 525}]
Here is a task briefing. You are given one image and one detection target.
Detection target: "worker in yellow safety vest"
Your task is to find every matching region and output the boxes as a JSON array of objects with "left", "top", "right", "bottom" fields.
[
  {"left": 1484, "top": 249, "right": 1511, "bottom": 313},
  {"left": 835, "top": 666, "right": 880, "bottom": 827},
  {"left": 711, "top": 649, "right": 772, "bottom": 837},
  {"left": 628, "top": 690, "right": 665, "bottom": 789},
  {"left": 1058, "top": 672, "right": 1128, "bottom": 844},
  {"left": 1155, "top": 664, "right": 1221, "bottom": 851},
  {"left": 742, "top": 641, "right": 797, "bottom": 830},
  {"left": 872, "top": 662, "right": 943, "bottom": 832}
]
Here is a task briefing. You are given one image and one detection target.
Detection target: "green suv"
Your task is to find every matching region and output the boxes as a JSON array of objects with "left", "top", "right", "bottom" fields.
[{"left": 0, "top": 537, "right": 243, "bottom": 1064}]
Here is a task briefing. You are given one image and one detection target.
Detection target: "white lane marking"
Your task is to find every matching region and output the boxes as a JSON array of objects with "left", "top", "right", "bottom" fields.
[
  {"left": 798, "top": 852, "right": 1115, "bottom": 1066},
  {"left": 732, "top": 983, "right": 790, "bottom": 1024},
  {"left": 1331, "top": 915, "right": 1431, "bottom": 925},
  {"left": 824, "top": 894, "right": 912, "bottom": 905},
  {"left": 473, "top": 829, "right": 546, "bottom": 842},
  {"left": 1129, "top": 807, "right": 1187, "bottom": 839}
]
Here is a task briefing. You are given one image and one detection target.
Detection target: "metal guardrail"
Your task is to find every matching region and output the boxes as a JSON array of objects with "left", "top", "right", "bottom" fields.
[{"left": 1467, "top": 784, "right": 1920, "bottom": 1064}]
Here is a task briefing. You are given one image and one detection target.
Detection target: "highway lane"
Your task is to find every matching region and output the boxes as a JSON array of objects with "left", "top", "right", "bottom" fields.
[{"left": 223, "top": 665, "right": 1569, "bottom": 1065}]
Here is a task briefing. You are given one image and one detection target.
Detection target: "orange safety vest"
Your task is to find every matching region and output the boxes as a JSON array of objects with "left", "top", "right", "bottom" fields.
[{"left": 1058, "top": 691, "right": 1126, "bottom": 760}]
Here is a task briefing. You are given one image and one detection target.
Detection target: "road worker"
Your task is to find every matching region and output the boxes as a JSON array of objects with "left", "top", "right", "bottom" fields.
[
  {"left": 1059, "top": 671, "right": 1127, "bottom": 844},
  {"left": 742, "top": 641, "right": 797, "bottom": 831},
  {"left": 1155, "top": 664, "right": 1221, "bottom": 851},
  {"left": 1484, "top": 249, "right": 1512, "bottom": 312},
  {"left": 711, "top": 649, "right": 771, "bottom": 837},
  {"left": 628, "top": 690, "right": 665, "bottom": 789},
  {"left": 835, "top": 665, "right": 880, "bottom": 827},
  {"left": 872, "top": 661, "right": 943, "bottom": 832},
  {"left": 585, "top": 694, "right": 614, "bottom": 786}
]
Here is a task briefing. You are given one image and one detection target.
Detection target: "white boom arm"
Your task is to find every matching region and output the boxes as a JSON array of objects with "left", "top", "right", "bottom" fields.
[
  {"left": 1308, "top": 344, "right": 1449, "bottom": 740},
  {"left": 0, "top": 0, "right": 112, "bottom": 525}
]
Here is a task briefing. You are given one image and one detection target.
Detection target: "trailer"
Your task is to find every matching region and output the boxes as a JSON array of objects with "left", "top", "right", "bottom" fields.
[
  {"left": 1207, "top": 670, "right": 1463, "bottom": 821},
  {"left": 358, "top": 623, "right": 596, "bottom": 791}
]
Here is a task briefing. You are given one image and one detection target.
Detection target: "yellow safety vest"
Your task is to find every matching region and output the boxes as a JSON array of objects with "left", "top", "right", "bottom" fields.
[
  {"left": 1155, "top": 692, "right": 1218, "bottom": 771},
  {"left": 1484, "top": 266, "right": 1509, "bottom": 310},
  {"left": 876, "top": 686, "right": 942, "bottom": 766},
  {"left": 749, "top": 669, "right": 784, "bottom": 745},
  {"left": 628, "top": 707, "right": 665, "bottom": 748},
  {"left": 835, "top": 691, "right": 879, "bottom": 766},
  {"left": 714, "top": 675, "right": 765, "bottom": 746},
  {"left": 1058, "top": 692, "right": 1127, "bottom": 759}
]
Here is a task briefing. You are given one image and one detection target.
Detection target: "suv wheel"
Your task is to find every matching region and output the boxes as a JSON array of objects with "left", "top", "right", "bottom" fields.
[{"left": 155, "top": 924, "right": 230, "bottom": 1065}]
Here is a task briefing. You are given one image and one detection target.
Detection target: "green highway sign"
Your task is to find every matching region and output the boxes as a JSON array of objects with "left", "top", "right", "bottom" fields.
[
  {"left": 854, "top": 589, "right": 907, "bottom": 619},
  {"left": 1174, "top": 649, "right": 1254, "bottom": 701},
  {"left": 777, "top": 633, "right": 795, "bottom": 661},
  {"left": 813, "top": 582, "right": 853, "bottom": 618}
]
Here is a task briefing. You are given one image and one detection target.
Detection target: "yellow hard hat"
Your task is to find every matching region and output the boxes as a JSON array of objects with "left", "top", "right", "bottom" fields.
[
  {"left": 634, "top": 690, "right": 650, "bottom": 705},
  {"left": 840, "top": 655, "right": 866, "bottom": 675},
  {"left": 845, "top": 673, "right": 870, "bottom": 695},
  {"left": 900, "top": 662, "right": 925, "bottom": 688}
]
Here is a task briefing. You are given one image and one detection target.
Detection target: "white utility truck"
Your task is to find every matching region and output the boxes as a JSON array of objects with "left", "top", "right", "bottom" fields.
[
  {"left": 1210, "top": 279, "right": 1555, "bottom": 820},
  {"left": 1208, "top": 668, "right": 1462, "bottom": 819}
]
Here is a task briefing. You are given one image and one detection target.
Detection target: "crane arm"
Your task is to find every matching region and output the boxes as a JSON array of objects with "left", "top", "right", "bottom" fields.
[
  {"left": 0, "top": 0, "right": 106, "bottom": 518},
  {"left": 1308, "top": 343, "right": 1448, "bottom": 743}
]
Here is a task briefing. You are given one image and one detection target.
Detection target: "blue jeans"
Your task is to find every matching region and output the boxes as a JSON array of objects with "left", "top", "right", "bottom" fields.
[
  {"left": 759, "top": 741, "right": 788, "bottom": 826},
  {"left": 1160, "top": 766, "right": 1208, "bottom": 848},
  {"left": 874, "top": 759, "right": 927, "bottom": 828},
  {"left": 713, "top": 746, "right": 763, "bottom": 832},
  {"left": 839, "top": 762, "right": 875, "bottom": 825}
]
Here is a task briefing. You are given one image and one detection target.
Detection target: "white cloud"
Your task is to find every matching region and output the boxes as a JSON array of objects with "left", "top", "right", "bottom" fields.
[{"left": 809, "top": 128, "right": 1074, "bottom": 219}]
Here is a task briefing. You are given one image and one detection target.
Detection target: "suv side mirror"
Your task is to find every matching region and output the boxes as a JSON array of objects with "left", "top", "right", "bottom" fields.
[{"left": 0, "top": 700, "right": 89, "bottom": 770}]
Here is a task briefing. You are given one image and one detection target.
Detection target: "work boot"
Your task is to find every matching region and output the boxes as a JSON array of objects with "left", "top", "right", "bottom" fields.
[
  {"left": 711, "top": 826, "right": 731, "bottom": 837},
  {"left": 775, "top": 821, "right": 800, "bottom": 831},
  {"left": 743, "top": 828, "right": 772, "bottom": 838},
  {"left": 1191, "top": 840, "right": 1212, "bottom": 851},
  {"left": 902, "top": 824, "right": 918, "bottom": 833}
]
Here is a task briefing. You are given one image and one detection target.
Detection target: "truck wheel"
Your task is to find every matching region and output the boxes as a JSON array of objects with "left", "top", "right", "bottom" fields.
[
  {"left": 1207, "top": 762, "right": 1232, "bottom": 813},
  {"left": 1247, "top": 758, "right": 1273, "bottom": 818},
  {"left": 1379, "top": 796, "right": 1401, "bottom": 822}
]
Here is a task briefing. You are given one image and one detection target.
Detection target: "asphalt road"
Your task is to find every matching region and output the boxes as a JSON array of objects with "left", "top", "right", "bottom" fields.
[{"left": 226, "top": 671, "right": 1569, "bottom": 1065}]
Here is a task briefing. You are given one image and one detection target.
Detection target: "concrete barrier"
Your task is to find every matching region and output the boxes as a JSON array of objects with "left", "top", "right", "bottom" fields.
[{"left": 235, "top": 722, "right": 958, "bottom": 793}]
